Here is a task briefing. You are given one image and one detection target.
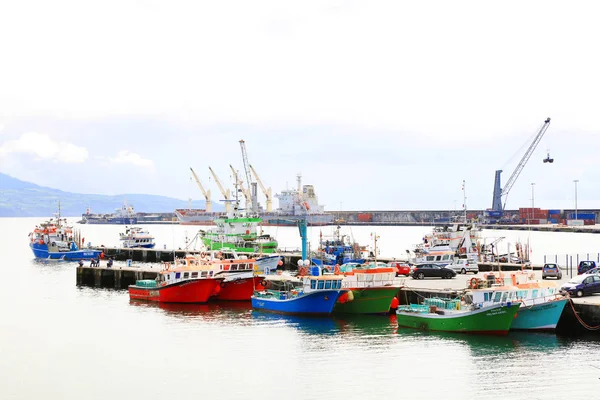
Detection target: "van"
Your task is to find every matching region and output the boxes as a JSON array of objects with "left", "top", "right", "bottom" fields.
[{"left": 447, "top": 258, "right": 479, "bottom": 274}]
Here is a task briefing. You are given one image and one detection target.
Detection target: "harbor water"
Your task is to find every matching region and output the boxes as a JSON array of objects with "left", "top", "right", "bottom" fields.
[{"left": 1, "top": 217, "right": 599, "bottom": 399}]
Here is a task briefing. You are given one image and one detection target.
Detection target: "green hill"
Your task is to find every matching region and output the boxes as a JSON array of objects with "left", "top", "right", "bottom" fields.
[{"left": 0, "top": 173, "right": 215, "bottom": 217}]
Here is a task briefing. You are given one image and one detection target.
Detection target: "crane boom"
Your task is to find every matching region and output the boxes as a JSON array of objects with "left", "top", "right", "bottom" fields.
[
  {"left": 491, "top": 117, "right": 551, "bottom": 211},
  {"left": 229, "top": 164, "right": 251, "bottom": 208},
  {"left": 239, "top": 140, "right": 253, "bottom": 190},
  {"left": 249, "top": 164, "right": 272, "bottom": 212},
  {"left": 208, "top": 166, "right": 231, "bottom": 213},
  {"left": 189, "top": 167, "right": 211, "bottom": 212}
]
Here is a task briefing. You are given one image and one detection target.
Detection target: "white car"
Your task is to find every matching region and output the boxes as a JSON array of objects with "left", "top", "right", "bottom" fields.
[{"left": 447, "top": 258, "right": 479, "bottom": 274}]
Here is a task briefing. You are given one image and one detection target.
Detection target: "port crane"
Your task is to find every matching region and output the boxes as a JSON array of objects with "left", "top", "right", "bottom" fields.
[
  {"left": 249, "top": 164, "right": 273, "bottom": 212},
  {"left": 229, "top": 164, "right": 251, "bottom": 209},
  {"left": 491, "top": 117, "right": 551, "bottom": 212},
  {"left": 208, "top": 166, "right": 232, "bottom": 213},
  {"left": 189, "top": 167, "right": 212, "bottom": 212}
]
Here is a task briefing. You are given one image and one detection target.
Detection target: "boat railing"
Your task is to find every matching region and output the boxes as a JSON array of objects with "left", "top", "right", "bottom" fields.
[{"left": 342, "top": 279, "right": 396, "bottom": 289}]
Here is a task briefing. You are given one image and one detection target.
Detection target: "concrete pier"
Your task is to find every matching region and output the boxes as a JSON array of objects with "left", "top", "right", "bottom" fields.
[{"left": 77, "top": 265, "right": 160, "bottom": 289}]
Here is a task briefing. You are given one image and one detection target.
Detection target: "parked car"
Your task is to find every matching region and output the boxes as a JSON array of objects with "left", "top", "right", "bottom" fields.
[
  {"left": 542, "top": 263, "right": 562, "bottom": 280},
  {"left": 584, "top": 267, "right": 599, "bottom": 275},
  {"left": 447, "top": 258, "right": 479, "bottom": 274},
  {"left": 388, "top": 261, "right": 411, "bottom": 276},
  {"left": 560, "top": 274, "right": 600, "bottom": 297},
  {"left": 411, "top": 264, "right": 457, "bottom": 280},
  {"left": 577, "top": 261, "right": 597, "bottom": 275}
]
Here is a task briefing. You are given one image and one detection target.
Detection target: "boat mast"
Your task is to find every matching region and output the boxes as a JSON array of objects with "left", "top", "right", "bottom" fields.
[{"left": 462, "top": 180, "right": 467, "bottom": 222}]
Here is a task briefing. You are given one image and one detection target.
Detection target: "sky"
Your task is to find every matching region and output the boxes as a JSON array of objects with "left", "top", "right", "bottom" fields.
[{"left": 1, "top": 0, "right": 599, "bottom": 211}]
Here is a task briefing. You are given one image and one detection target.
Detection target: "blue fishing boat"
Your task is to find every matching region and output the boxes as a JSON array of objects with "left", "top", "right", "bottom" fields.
[
  {"left": 251, "top": 270, "right": 345, "bottom": 315},
  {"left": 311, "top": 226, "right": 369, "bottom": 266},
  {"left": 29, "top": 205, "right": 102, "bottom": 260}
]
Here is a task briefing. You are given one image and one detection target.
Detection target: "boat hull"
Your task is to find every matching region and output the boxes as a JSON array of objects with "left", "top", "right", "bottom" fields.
[
  {"left": 203, "top": 240, "right": 278, "bottom": 254},
  {"left": 511, "top": 299, "right": 567, "bottom": 331},
  {"left": 251, "top": 290, "right": 342, "bottom": 315},
  {"left": 128, "top": 279, "right": 221, "bottom": 303},
  {"left": 333, "top": 287, "right": 398, "bottom": 315},
  {"left": 214, "top": 276, "right": 264, "bottom": 301},
  {"left": 396, "top": 303, "right": 520, "bottom": 335},
  {"left": 30, "top": 243, "right": 102, "bottom": 260}
]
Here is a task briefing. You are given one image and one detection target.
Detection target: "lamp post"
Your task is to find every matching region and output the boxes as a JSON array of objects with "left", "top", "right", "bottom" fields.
[
  {"left": 574, "top": 180, "right": 579, "bottom": 220},
  {"left": 531, "top": 183, "right": 536, "bottom": 223}
]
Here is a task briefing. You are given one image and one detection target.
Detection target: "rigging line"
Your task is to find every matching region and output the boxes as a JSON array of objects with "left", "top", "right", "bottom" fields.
[{"left": 500, "top": 129, "right": 539, "bottom": 171}]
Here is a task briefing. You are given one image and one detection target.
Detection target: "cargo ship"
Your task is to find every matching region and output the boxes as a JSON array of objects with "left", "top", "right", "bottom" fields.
[
  {"left": 175, "top": 174, "right": 334, "bottom": 226},
  {"left": 81, "top": 202, "right": 137, "bottom": 224}
]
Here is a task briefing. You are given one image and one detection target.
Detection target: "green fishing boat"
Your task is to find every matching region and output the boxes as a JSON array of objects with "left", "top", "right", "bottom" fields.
[
  {"left": 396, "top": 298, "right": 520, "bottom": 335},
  {"left": 200, "top": 202, "right": 278, "bottom": 254},
  {"left": 332, "top": 262, "right": 399, "bottom": 315}
]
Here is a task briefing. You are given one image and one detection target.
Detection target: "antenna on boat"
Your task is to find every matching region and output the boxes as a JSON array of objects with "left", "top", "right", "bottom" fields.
[{"left": 461, "top": 180, "right": 467, "bottom": 223}]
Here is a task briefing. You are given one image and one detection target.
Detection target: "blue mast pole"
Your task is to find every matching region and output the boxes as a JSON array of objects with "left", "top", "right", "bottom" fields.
[{"left": 297, "top": 218, "right": 307, "bottom": 261}]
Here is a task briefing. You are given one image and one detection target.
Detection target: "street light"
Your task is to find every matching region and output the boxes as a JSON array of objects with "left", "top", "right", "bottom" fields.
[
  {"left": 531, "top": 183, "right": 536, "bottom": 220},
  {"left": 574, "top": 180, "right": 579, "bottom": 220}
]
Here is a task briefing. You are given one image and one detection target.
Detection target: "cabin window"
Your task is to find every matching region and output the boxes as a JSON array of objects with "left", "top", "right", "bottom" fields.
[
  {"left": 201, "top": 271, "right": 207, "bottom": 277},
  {"left": 336, "top": 281, "right": 342, "bottom": 289},
  {"left": 501, "top": 292, "right": 508, "bottom": 302},
  {"left": 191, "top": 272, "right": 198, "bottom": 278},
  {"left": 325, "top": 280, "right": 332, "bottom": 289},
  {"left": 317, "top": 280, "right": 324, "bottom": 289},
  {"left": 183, "top": 272, "right": 189, "bottom": 278},
  {"left": 532, "top": 289, "right": 538, "bottom": 299},
  {"left": 442, "top": 255, "right": 450, "bottom": 261},
  {"left": 175, "top": 272, "right": 181, "bottom": 279},
  {"left": 435, "top": 256, "right": 441, "bottom": 261},
  {"left": 484, "top": 292, "right": 491, "bottom": 302},
  {"left": 493, "top": 292, "right": 501, "bottom": 302},
  {"left": 231, "top": 265, "right": 238, "bottom": 271},
  {"left": 240, "top": 263, "right": 247, "bottom": 270},
  {"left": 426, "top": 256, "right": 434, "bottom": 261},
  {"left": 311, "top": 280, "right": 316, "bottom": 289}
]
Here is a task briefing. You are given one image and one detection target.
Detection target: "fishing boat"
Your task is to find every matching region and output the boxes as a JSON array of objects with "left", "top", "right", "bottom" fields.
[
  {"left": 210, "top": 255, "right": 265, "bottom": 301},
  {"left": 396, "top": 298, "right": 520, "bottom": 335},
  {"left": 251, "top": 268, "right": 345, "bottom": 315},
  {"left": 311, "top": 226, "right": 370, "bottom": 266},
  {"left": 412, "top": 222, "right": 481, "bottom": 265},
  {"left": 119, "top": 226, "right": 156, "bottom": 249},
  {"left": 330, "top": 261, "right": 400, "bottom": 315},
  {"left": 128, "top": 255, "right": 223, "bottom": 303},
  {"left": 199, "top": 201, "right": 278, "bottom": 254},
  {"left": 467, "top": 270, "right": 567, "bottom": 331},
  {"left": 29, "top": 204, "right": 102, "bottom": 260}
]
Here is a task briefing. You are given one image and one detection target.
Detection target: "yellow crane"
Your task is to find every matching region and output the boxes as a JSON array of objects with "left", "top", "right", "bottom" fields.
[
  {"left": 208, "top": 166, "right": 231, "bottom": 213},
  {"left": 249, "top": 164, "right": 272, "bottom": 212},
  {"left": 189, "top": 167, "right": 212, "bottom": 212},
  {"left": 229, "top": 164, "right": 251, "bottom": 208}
]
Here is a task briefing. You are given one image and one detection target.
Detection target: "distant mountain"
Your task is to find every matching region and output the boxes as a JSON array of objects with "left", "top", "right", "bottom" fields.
[{"left": 0, "top": 173, "right": 218, "bottom": 217}]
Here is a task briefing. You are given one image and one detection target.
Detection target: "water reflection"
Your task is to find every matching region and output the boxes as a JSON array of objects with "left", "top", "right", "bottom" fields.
[
  {"left": 129, "top": 299, "right": 253, "bottom": 322},
  {"left": 251, "top": 311, "right": 341, "bottom": 335}
]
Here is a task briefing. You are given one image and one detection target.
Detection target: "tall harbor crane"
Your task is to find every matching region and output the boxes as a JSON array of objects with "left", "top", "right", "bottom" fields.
[
  {"left": 189, "top": 167, "right": 211, "bottom": 212},
  {"left": 229, "top": 164, "right": 251, "bottom": 209},
  {"left": 239, "top": 139, "right": 259, "bottom": 212},
  {"left": 491, "top": 117, "right": 551, "bottom": 212},
  {"left": 208, "top": 166, "right": 231, "bottom": 213},
  {"left": 249, "top": 164, "right": 273, "bottom": 212}
]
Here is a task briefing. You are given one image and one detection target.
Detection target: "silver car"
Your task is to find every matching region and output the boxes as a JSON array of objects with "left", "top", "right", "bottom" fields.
[
  {"left": 542, "top": 263, "right": 562, "bottom": 279},
  {"left": 447, "top": 258, "right": 479, "bottom": 274}
]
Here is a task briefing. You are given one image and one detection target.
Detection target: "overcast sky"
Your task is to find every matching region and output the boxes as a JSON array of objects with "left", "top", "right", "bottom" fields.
[{"left": 1, "top": 0, "right": 599, "bottom": 211}]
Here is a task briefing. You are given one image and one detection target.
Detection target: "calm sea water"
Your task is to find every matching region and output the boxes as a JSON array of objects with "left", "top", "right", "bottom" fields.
[{"left": 1, "top": 217, "right": 599, "bottom": 400}]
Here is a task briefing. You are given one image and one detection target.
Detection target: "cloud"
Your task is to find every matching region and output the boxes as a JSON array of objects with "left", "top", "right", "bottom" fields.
[
  {"left": 0, "top": 132, "right": 88, "bottom": 163},
  {"left": 110, "top": 150, "right": 154, "bottom": 168}
]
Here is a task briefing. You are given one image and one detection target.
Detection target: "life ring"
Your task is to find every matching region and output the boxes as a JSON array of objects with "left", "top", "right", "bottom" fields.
[
  {"left": 495, "top": 278, "right": 502, "bottom": 284},
  {"left": 298, "top": 267, "right": 307, "bottom": 276},
  {"left": 163, "top": 262, "right": 170, "bottom": 271},
  {"left": 217, "top": 252, "right": 223, "bottom": 259},
  {"left": 459, "top": 248, "right": 466, "bottom": 254},
  {"left": 334, "top": 265, "right": 341, "bottom": 275},
  {"left": 200, "top": 252, "right": 206, "bottom": 258},
  {"left": 324, "top": 265, "right": 333, "bottom": 272},
  {"left": 470, "top": 277, "right": 478, "bottom": 289}
]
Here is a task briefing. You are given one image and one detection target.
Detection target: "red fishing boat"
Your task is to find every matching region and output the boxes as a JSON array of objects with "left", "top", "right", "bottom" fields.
[
  {"left": 212, "top": 257, "right": 265, "bottom": 301},
  {"left": 128, "top": 255, "right": 223, "bottom": 303}
]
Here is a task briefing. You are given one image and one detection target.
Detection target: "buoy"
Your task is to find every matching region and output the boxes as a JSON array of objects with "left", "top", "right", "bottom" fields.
[
  {"left": 346, "top": 290, "right": 354, "bottom": 302},
  {"left": 277, "top": 259, "right": 283, "bottom": 266},
  {"left": 337, "top": 292, "right": 349, "bottom": 304},
  {"left": 391, "top": 297, "right": 399, "bottom": 309}
]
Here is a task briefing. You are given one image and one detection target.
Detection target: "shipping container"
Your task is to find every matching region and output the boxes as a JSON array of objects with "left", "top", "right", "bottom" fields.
[
  {"left": 584, "top": 220, "right": 596, "bottom": 226},
  {"left": 548, "top": 218, "right": 559, "bottom": 224},
  {"left": 488, "top": 211, "right": 503, "bottom": 217},
  {"left": 568, "top": 213, "right": 595, "bottom": 220},
  {"left": 548, "top": 210, "right": 561, "bottom": 215},
  {"left": 357, "top": 213, "right": 373, "bottom": 222}
]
